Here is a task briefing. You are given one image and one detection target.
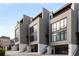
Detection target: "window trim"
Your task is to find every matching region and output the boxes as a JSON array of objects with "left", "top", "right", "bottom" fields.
[
  {"left": 51, "top": 17, "right": 67, "bottom": 33},
  {"left": 52, "top": 30, "right": 67, "bottom": 42}
]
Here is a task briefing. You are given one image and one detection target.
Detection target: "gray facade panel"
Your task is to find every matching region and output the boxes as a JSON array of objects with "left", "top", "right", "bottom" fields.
[
  {"left": 49, "top": 8, "right": 72, "bottom": 45},
  {"left": 39, "top": 8, "right": 49, "bottom": 44}
]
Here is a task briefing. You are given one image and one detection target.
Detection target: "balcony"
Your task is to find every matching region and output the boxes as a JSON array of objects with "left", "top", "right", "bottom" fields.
[{"left": 30, "top": 31, "right": 37, "bottom": 42}]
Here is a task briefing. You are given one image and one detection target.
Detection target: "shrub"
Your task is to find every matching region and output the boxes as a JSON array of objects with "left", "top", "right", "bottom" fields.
[{"left": 0, "top": 48, "right": 5, "bottom": 56}]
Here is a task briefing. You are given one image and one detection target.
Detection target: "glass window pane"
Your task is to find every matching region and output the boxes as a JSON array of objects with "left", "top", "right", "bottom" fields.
[
  {"left": 52, "top": 31, "right": 67, "bottom": 42},
  {"left": 34, "top": 31, "right": 37, "bottom": 41},
  {"left": 52, "top": 34, "right": 54, "bottom": 42},
  {"left": 34, "top": 24, "right": 37, "bottom": 32},
  {"left": 54, "top": 33, "right": 57, "bottom": 41},
  {"left": 56, "top": 33, "right": 60, "bottom": 41},
  {"left": 60, "top": 20, "right": 64, "bottom": 29},
  {"left": 61, "top": 32, "right": 64, "bottom": 40},
  {"left": 53, "top": 23, "right": 57, "bottom": 31},
  {"left": 52, "top": 33, "right": 57, "bottom": 42},
  {"left": 52, "top": 23, "right": 57, "bottom": 32},
  {"left": 57, "top": 22, "right": 60, "bottom": 30}
]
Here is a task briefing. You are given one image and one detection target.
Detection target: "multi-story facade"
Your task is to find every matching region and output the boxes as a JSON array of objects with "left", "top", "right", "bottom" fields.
[
  {"left": 49, "top": 3, "right": 79, "bottom": 56},
  {"left": 13, "top": 3, "right": 79, "bottom": 56},
  {"left": 14, "top": 15, "right": 31, "bottom": 52},
  {"left": 28, "top": 8, "right": 49, "bottom": 54},
  {"left": 14, "top": 21, "right": 20, "bottom": 51},
  {"left": 19, "top": 15, "right": 30, "bottom": 52}
]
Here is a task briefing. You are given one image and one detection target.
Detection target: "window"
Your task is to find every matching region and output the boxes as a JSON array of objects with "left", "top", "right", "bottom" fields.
[
  {"left": 30, "top": 24, "right": 37, "bottom": 42},
  {"left": 60, "top": 31, "right": 67, "bottom": 41},
  {"left": 60, "top": 18, "right": 67, "bottom": 29},
  {"left": 57, "top": 22, "right": 60, "bottom": 30},
  {"left": 52, "top": 23, "right": 56, "bottom": 32},
  {"left": 52, "top": 31, "right": 67, "bottom": 42},
  {"left": 30, "top": 27, "right": 34, "bottom": 34},
  {"left": 30, "top": 35, "right": 34, "bottom": 42},
  {"left": 56, "top": 33, "right": 60, "bottom": 41},
  {"left": 64, "top": 18, "right": 67, "bottom": 27},
  {"left": 30, "top": 24, "right": 37, "bottom": 34},
  {"left": 53, "top": 23, "right": 56, "bottom": 31},
  {"left": 60, "top": 20, "right": 64, "bottom": 29},
  {"left": 52, "top": 17, "right": 67, "bottom": 32},
  {"left": 52, "top": 33, "right": 57, "bottom": 41},
  {"left": 34, "top": 31, "right": 37, "bottom": 41},
  {"left": 34, "top": 24, "right": 37, "bottom": 32},
  {"left": 60, "top": 31, "right": 64, "bottom": 40}
]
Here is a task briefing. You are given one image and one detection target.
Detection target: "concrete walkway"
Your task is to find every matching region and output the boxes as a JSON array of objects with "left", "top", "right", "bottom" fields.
[
  {"left": 5, "top": 51, "right": 68, "bottom": 56},
  {"left": 5, "top": 51, "right": 38, "bottom": 56}
]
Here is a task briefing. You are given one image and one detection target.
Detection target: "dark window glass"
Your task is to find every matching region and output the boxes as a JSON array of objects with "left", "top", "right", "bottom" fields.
[
  {"left": 30, "top": 24, "right": 37, "bottom": 42},
  {"left": 52, "top": 33, "right": 57, "bottom": 42},
  {"left": 65, "top": 31, "right": 67, "bottom": 40},
  {"left": 52, "top": 31, "right": 67, "bottom": 42},
  {"left": 60, "top": 31, "right": 64, "bottom": 40},
  {"left": 56, "top": 33, "right": 60, "bottom": 41},
  {"left": 30, "top": 27, "right": 34, "bottom": 34},
  {"left": 30, "top": 35, "right": 34, "bottom": 42}
]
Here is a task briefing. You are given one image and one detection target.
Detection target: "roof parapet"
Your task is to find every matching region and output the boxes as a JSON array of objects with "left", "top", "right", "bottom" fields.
[{"left": 53, "top": 3, "right": 72, "bottom": 18}]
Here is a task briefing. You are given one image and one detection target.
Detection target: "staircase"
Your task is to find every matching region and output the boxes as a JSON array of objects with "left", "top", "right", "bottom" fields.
[
  {"left": 42, "top": 46, "right": 48, "bottom": 54},
  {"left": 75, "top": 46, "right": 79, "bottom": 56},
  {"left": 43, "top": 46, "right": 48, "bottom": 54}
]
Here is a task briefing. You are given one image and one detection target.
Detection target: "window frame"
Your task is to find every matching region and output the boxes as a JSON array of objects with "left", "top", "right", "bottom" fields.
[
  {"left": 52, "top": 30, "right": 67, "bottom": 42},
  {"left": 51, "top": 17, "right": 67, "bottom": 33}
]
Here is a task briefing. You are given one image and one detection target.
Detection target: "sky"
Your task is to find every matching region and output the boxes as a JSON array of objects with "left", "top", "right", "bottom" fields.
[{"left": 0, "top": 3, "right": 66, "bottom": 39}]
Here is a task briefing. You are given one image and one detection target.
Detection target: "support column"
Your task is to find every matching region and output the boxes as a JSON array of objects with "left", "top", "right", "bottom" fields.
[
  {"left": 53, "top": 46, "right": 55, "bottom": 54},
  {"left": 68, "top": 44, "right": 72, "bottom": 56}
]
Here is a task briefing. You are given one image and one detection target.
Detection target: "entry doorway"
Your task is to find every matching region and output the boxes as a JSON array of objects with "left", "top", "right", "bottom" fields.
[
  {"left": 51, "top": 45, "right": 68, "bottom": 55},
  {"left": 55, "top": 45, "right": 68, "bottom": 55},
  {"left": 31, "top": 44, "right": 38, "bottom": 52},
  {"left": 16, "top": 44, "right": 19, "bottom": 51}
]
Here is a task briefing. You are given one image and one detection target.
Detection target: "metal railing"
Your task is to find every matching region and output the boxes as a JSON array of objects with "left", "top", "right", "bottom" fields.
[{"left": 41, "top": 46, "right": 48, "bottom": 54}]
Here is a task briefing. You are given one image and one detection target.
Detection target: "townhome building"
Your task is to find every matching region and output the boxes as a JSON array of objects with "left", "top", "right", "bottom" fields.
[
  {"left": 14, "top": 8, "right": 50, "bottom": 55},
  {"left": 14, "top": 15, "right": 31, "bottom": 52},
  {"left": 49, "top": 3, "right": 79, "bottom": 56},
  {"left": 13, "top": 3, "right": 79, "bottom": 56},
  {"left": 28, "top": 8, "right": 49, "bottom": 54}
]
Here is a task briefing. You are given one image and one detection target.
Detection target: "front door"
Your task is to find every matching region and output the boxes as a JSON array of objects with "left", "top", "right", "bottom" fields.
[
  {"left": 55, "top": 45, "right": 68, "bottom": 55},
  {"left": 31, "top": 44, "right": 38, "bottom": 52}
]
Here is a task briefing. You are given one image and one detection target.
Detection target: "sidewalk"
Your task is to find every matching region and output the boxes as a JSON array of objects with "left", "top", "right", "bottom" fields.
[
  {"left": 5, "top": 51, "right": 38, "bottom": 56},
  {"left": 5, "top": 51, "right": 68, "bottom": 56}
]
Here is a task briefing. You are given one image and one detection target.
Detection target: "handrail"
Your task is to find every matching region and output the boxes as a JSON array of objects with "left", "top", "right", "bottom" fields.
[
  {"left": 72, "top": 46, "right": 78, "bottom": 56},
  {"left": 41, "top": 46, "right": 48, "bottom": 54}
]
